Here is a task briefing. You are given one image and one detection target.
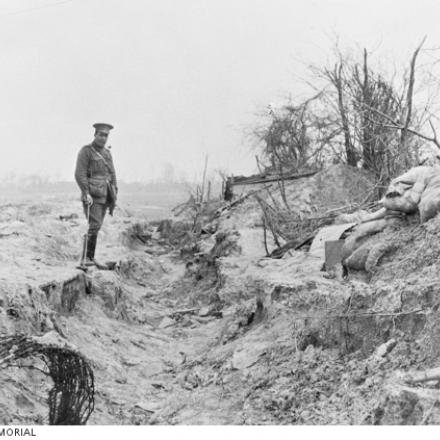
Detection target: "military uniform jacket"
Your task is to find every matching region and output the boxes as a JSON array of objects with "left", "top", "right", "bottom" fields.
[{"left": 74, "top": 143, "right": 118, "bottom": 204}]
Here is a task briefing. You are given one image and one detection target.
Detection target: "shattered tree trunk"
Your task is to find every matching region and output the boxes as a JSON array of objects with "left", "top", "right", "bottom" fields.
[
  {"left": 361, "top": 49, "right": 375, "bottom": 171},
  {"left": 400, "top": 38, "right": 425, "bottom": 167},
  {"left": 334, "top": 63, "right": 357, "bottom": 167}
]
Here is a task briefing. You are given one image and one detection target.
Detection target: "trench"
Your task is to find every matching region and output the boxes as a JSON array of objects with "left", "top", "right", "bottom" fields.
[
  {"left": 1, "top": 241, "right": 247, "bottom": 424},
  {"left": 0, "top": 219, "right": 437, "bottom": 426}
]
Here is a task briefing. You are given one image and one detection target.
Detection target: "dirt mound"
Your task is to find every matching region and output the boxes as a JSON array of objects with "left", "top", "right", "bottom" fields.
[
  {"left": 227, "top": 165, "right": 374, "bottom": 226},
  {"left": 283, "top": 164, "right": 374, "bottom": 214},
  {"left": 213, "top": 165, "right": 375, "bottom": 258}
]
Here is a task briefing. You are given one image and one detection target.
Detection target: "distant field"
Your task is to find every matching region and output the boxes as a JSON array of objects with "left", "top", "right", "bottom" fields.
[
  {"left": 118, "top": 191, "right": 187, "bottom": 220},
  {"left": 0, "top": 187, "right": 189, "bottom": 221}
]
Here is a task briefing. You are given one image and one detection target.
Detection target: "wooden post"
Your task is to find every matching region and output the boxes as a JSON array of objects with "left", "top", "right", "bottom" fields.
[
  {"left": 200, "top": 154, "right": 209, "bottom": 204},
  {"left": 207, "top": 181, "right": 211, "bottom": 202}
]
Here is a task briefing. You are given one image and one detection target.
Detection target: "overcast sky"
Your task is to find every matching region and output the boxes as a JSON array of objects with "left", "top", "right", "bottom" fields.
[{"left": 0, "top": 0, "right": 439, "bottom": 182}]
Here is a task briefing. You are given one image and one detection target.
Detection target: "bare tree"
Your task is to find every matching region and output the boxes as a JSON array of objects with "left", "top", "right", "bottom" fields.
[
  {"left": 252, "top": 93, "right": 339, "bottom": 175},
  {"left": 315, "top": 41, "right": 431, "bottom": 190},
  {"left": 323, "top": 62, "right": 357, "bottom": 166},
  {"left": 251, "top": 39, "right": 440, "bottom": 196}
]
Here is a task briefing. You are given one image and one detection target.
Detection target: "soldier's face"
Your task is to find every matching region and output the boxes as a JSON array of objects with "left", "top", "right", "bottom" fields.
[{"left": 94, "top": 131, "right": 109, "bottom": 147}]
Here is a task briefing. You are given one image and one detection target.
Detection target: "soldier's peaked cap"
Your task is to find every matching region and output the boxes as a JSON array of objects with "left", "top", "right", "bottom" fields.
[{"left": 93, "top": 123, "right": 114, "bottom": 132}]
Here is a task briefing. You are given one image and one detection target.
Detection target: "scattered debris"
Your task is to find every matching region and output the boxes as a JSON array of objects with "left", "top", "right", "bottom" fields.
[
  {"left": 158, "top": 317, "right": 175, "bottom": 329},
  {"left": 59, "top": 214, "right": 79, "bottom": 221},
  {"left": 374, "top": 338, "right": 397, "bottom": 358},
  {"left": 4, "top": 164, "right": 440, "bottom": 425},
  {"left": 168, "top": 308, "right": 199, "bottom": 318}
]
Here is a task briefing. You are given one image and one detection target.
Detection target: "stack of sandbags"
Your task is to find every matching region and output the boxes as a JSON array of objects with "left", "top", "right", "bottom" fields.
[{"left": 340, "top": 166, "right": 440, "bottom": 272}]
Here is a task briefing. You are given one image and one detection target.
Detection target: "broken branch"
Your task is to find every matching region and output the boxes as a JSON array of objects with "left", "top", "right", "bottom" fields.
[{"left": 404, "top": 366, "right": 440, "bottom": 384}]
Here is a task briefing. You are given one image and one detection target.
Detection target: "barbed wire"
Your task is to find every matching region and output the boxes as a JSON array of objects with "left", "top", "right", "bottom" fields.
[{"left": 0, "top": 334, "right": 94, "bottom": 425}]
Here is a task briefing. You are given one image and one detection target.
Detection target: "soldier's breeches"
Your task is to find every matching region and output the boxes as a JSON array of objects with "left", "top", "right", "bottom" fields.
[{"left": 83, "top": 202, "right": 108, "bottom": 236}]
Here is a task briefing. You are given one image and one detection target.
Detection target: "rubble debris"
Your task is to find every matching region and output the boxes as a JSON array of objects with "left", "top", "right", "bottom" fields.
[
  {"left": 269, "top": 234, "right": 315, "bottom": 258},
  {"left": 215, "top": 188, "right": 271, "bottom": 218},
  {"left": 158, "top": 317, "right": 175, "bottom": 329},
  {"left": 373, "top": 388, "right": 424, "bottom": 425},
  {"left": 0, "top": 231, "right": 20, "bottom": 238},
  {"left": 374, "top": 338, "right": 397, "bottom": 358},
  {"left": 198, "top": 305, "right": 223, "bottom": 318},
  {"left": 59, "top": 214, "right": 79, "bottom": 221},
  {"left": 168, "top": 308, "right": 199, "bottom": 318},
  {"left": 120, "top": 222, "right": 154, "bottom": 247},
  {"left": 134, "top": 401, "right": 156, "bottom": 414}
]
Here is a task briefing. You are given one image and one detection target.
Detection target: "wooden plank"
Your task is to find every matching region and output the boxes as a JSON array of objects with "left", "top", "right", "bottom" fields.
[
  {"left": 309, "top": 223, "right": 356, "bottom": 261},
  {"left": 325, "top": 240, "right": 344, "bottom": 270},
  {"left": 231, "top": 170, "right": 318, "bottom": 186}
]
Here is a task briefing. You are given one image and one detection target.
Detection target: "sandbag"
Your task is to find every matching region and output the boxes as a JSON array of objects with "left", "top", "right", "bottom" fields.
[
  {"left": 342, "top": 219, "right": 388, "bottom": 259},
  {"left": 381, "top": 190, "right": 420, "bottom": 213},
  {"left": 335, "top": 210, "right": 370, "bottom": 225},
  {"left": 335, "top": 208, "right": 386, "bottom": 225},
  {"left": 382, "top": 166, "right": 435, "bottom": 214},
  {"left": 365, "top": 241, "right": 398, "bottom": 273},
  {"left": 389, "top": 166, "right": 435, "bottom": 188},
  {"left": 344, "top": 242, "right": 371, "bottom": 270},
  {"left": 419, "top": 173, "right": 440, "bottom": 222},
  {"left": 345, "top": 239, "right": 398, "bottom": 273}
]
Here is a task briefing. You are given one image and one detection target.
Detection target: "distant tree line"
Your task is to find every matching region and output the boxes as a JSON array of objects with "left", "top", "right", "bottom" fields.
[{"left": 0, "top": 177, "right": 192, "bottom": 195}]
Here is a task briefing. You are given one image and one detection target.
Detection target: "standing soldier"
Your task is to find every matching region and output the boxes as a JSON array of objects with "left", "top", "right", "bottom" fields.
[{"left": 75, "top": 123, "right": 118, "bottom": 268}]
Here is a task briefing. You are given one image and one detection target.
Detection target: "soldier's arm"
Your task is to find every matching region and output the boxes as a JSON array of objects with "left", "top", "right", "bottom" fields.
[
  {"left": 108, "top": 150, "right": 118, "bottom": 193},
  {"left": 74, "top": 147, "right": 90, "bottom": 197}
]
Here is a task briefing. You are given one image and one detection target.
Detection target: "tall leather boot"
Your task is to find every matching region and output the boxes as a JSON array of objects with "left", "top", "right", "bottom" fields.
[
  {"left": 90, "top": 234, "right": 107, "bottom": 269},
  {"left": 85, "top": 234, "right": 97, "bottom": 266},
  {"left": 77, "top": 234, "right": 88, "bottom": 269}
]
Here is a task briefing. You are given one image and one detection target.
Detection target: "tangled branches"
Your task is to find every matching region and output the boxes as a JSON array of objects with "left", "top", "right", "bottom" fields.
[{"left": 256, "top": 195, "right": 334, "bottom": 248}]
